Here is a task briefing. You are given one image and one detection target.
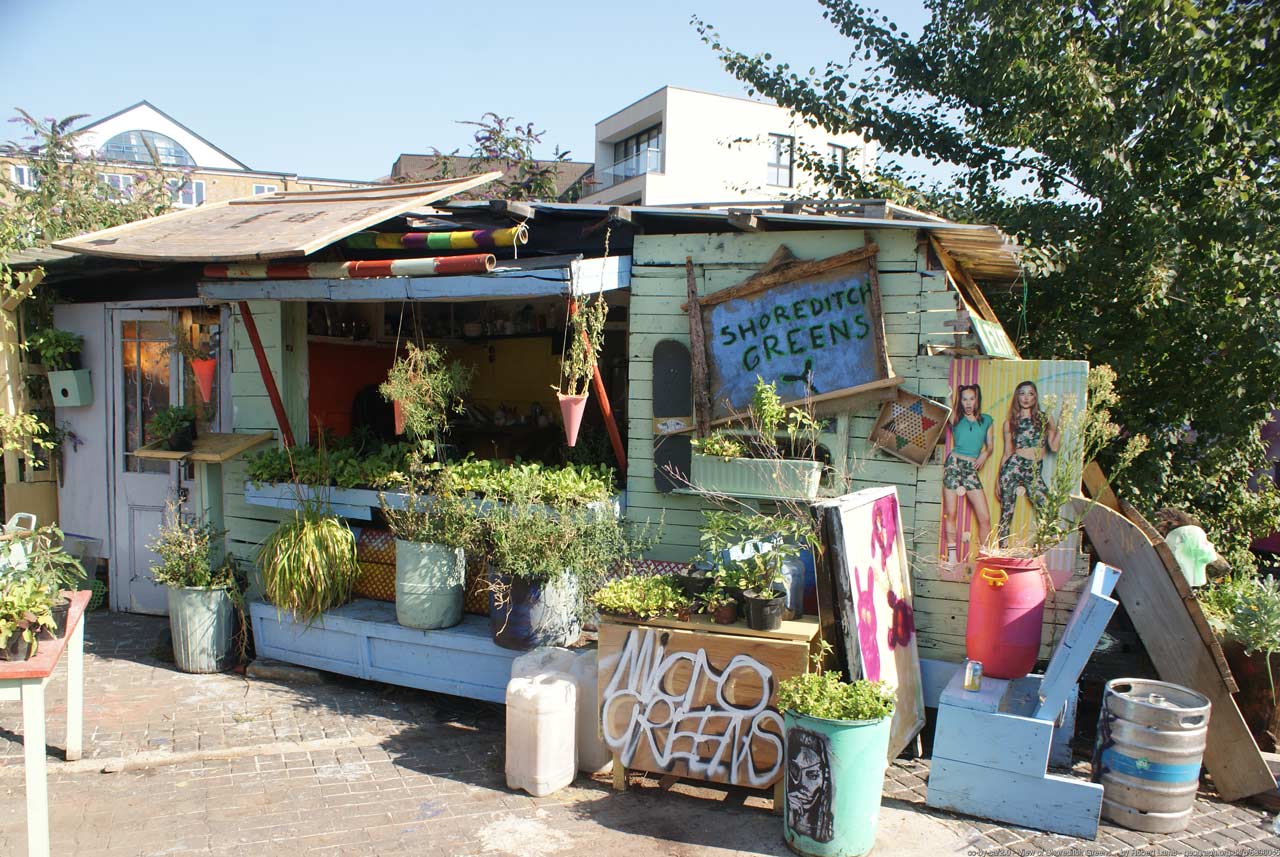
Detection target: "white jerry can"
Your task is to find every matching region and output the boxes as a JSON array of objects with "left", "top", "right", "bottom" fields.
[
  {"left": 510, "top": 646, "right": 612, "bottom": 774},
  {"left": 505, "top": 674, "right": 577, "bottom": 797}
]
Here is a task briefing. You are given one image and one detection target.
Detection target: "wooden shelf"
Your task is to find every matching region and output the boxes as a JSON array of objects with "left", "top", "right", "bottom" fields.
[
  {"left": 134, "top": 431, "right": 275, "bottom": 463},
  {"left": 600, "top": 612, "right": 819, "bottom": 643}
]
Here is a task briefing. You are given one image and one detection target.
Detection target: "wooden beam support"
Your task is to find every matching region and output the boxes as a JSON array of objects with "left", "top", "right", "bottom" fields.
[
  {"left": 236, "top": 302, "right": 295, "bottom": 449},
  {"left": 607, "top": 206, "right": 632, "bottom": 224},
  {"left": 684, "top": 257, "right": 712, "bottom": 438},
  {"left": 488, "top": 200, "right": 535, "bottom": 221},
  {"left": 728, "top": 211, "right": 761, "bottom": 232}
]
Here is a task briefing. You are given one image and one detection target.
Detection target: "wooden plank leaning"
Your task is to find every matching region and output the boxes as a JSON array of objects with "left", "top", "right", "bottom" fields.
[{"left": 1082, "top": 502, "right": 1273, "bottom": 801}]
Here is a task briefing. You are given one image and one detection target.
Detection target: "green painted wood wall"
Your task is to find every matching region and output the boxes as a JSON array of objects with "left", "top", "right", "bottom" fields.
[{"left": 625, "top": 228, "right": 1081, "bottom": 663}]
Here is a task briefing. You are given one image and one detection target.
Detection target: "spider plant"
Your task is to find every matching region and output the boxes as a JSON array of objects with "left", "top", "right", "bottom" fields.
[{"left": 257, "top": 503, "right": 359, "bottom": 624}]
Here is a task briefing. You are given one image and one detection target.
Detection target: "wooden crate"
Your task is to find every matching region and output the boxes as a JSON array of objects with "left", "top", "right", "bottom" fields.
[{"left": 597, "top": 617, "right": 819, "bottom": 796}]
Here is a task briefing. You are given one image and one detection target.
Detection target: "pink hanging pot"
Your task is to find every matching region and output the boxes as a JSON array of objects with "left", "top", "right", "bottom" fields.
[
  {"left": 557, "top": 391, "right": 589, "bottom": 447},
  {"left": 190, "top": 358, "right": 217, "bottom": 403}
]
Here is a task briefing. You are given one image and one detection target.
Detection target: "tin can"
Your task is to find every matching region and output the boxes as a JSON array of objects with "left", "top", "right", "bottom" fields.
[{"left": 963, "top": 659, "right": 983, "bottom": 691}]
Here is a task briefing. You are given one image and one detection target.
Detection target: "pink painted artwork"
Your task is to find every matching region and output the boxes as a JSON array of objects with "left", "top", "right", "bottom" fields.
[
  {"left": 871, "top": 494, "right": 899, "bottom": 573},
  {"left": 886, "top": 590, "right": 915, "bottom": 649},
  {"left": 853, "top": 565, "right": 881, "bottom": 682}
]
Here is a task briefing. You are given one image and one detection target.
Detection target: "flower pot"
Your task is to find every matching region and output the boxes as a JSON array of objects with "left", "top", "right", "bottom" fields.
[
  {"left": 167, "top": 586, "right": 233, "bottom": 673},
  {"left": 392, "top": 399, "right": 406, "bottom": 436},
  {"left": 728, "top": 586, "right": 747, "bottom": 620},
  {"left": 674, "top": 571, "right": 714, "bottom": 600},
  {"left": 744, "top": 591, "right": 784, "bottom": 631},
  {"left": 190, "top": 357, "right": 217, "bottom": 403},
  {"left": 395, "top": 540, "right": 465, "bottom": 630},
  {"left": 1, "top": 633, "right": 35, "bottom": 661},
  {"left": 783, "top": 710, "right": 892, "bottom": 857},
  {"left": 675, "top": 606, "right": 693, "bottom": 622},
  {"left": 47, "top": 594, "right": 70, "bottom": 639},
  {"left": 166, "top": 421, "right": 196, "bottom": 452},
  {"left": 48, "top": 368, "right": 93, "bottom": 407},
  {"left": 556, "top": 392, "right": 589, "bottom": 447},
  {"left": 488, "top": 568, "right": 581, "bottom": 651},
  {"left": 690, "top": 453, "right": 822, "bottom": 500},
  {"left": 712, "top": 603, "right": 738, "bottom": 625},
  {"left": 965, "top": 553, "right": 1047, "bottom": 680}
]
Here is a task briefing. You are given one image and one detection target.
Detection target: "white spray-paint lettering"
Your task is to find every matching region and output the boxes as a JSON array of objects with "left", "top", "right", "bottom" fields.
[{"left": 601, "top": 628, "right": 784, "bottom": 787}]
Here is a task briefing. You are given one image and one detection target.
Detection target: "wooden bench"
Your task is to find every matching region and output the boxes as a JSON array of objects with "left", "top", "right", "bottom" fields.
[{"left": 926, "top": 562, "right": 1122, "bottom": 839}]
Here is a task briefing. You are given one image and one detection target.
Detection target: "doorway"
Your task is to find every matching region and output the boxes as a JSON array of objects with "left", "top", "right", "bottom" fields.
[{"left": 109, "top": 307, "right": 223, "bottom": 614}]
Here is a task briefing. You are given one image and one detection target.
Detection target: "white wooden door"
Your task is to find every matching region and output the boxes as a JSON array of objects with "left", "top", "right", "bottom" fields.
[{"left": 111, "top": 308, "right": 224, "bottom": 614}]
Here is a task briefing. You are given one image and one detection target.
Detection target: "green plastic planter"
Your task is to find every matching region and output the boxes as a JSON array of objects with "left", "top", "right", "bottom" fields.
[
  {"left": 395, "top": 540, "right": 465, "bottom": 630},
  {"left": 783, "top": 710, "right": 892, "bottom": 857},
  {"left": 691, "top": 453, "right": 821, "bottom": 499},
  {"left": 168, "top": 587, "right": 233, "bottom": 674}
]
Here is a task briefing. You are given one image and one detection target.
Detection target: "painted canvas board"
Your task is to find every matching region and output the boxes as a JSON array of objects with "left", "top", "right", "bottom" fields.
[
  {"left": 699, "top": 251, "right": 893, "bottom": 420},
  {"left": 816, "top": 487, "right": 925, "bottom": 759},
  {"left": 939, "top": 359, "right": 1089, "bottom": 587}
]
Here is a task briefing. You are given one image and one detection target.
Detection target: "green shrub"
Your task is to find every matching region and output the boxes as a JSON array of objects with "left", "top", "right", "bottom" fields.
[
  {"left": 257, "top": 505, "right": 359, "bottom": 624},
  {"left": 594, "top": 575, "right": 690, "bottom": 619},
  {"left": 778, "top": 645, "right": 897, "bottom": 721}
]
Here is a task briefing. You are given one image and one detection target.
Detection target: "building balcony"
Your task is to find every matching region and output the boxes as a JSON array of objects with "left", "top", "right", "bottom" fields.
[{"left": 594, "top": 147, "right": 662, "bottom": 191}]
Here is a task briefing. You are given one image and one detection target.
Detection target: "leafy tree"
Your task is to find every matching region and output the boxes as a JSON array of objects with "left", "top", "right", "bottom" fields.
[
  {"left": 0, "top": 110, "right": 174, "bottom": 453},
  {"left": 414, "top": 112, "right": 578, "bottom": 201},
  {"left": 697, "top": 1, "right": 1280, "bottom": 570}
]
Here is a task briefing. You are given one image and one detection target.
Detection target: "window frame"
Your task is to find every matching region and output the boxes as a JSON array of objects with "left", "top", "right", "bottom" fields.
[
  {"left": 767, "top": 133, "right": 796, "bottom": 187},
  {"left": 252, "top": 184, "right": 279, "bottom": 196},
  {"left": 167, "top": 178, "right": 206, "bottom": 208},
  {"left": 9, "top": 164, "right": 38, "bottom": 190}
]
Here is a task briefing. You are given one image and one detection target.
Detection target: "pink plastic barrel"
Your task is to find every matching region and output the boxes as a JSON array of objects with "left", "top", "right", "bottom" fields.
[{"left": 965, "top": 554, "right": 1047, "bottom": 679}]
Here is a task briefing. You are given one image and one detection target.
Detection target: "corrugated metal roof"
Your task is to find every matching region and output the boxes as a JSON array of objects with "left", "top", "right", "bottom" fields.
[{"left": 50, "top": 174, "right": 501, "bottom": 263}]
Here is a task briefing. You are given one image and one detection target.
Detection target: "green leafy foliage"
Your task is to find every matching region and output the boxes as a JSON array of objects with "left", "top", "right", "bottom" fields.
[
  {"left": 380, "top": 456, "right": 482, "bottom": 550},
  {"left": 560, "top": 294, "right": 607, "bottom": 398},
  {"left": 593, "top": 574, "right": 690, "bottom": 619},
  {"left": 692, "top": 431, "right": 747, "bottom": 459},
  {"left": 696, "top": 1, "right": 1280, "bottom": 571},
  {"left": 778, "top": 643, "right": 897, "bottom": 721},
  {"left": 438, "top": 456, "right": 616, "bottom": 505},
  {"left": 419, "top": 112, "right": 579, "bottom": 202},
  {"left": 1199, "top": 575, "right": 1280, "bottom": 657},
  {"left": 257, "top": 505, "right": 359, "bottom": 624},
  {"left": 7, "top": 525, "right": 87, "bottom": 592},
  {"left": 25, "top": 328, "right": 82, "bottom": 370},
  {"left": 147, "top": 504, "right": 234, "bottom": 590},
  {"left": 379, "top": 343, "right": 472, "bottom": 456},
  {"left": 146, "top": 405, "right": 196, "bottom": 441},
  {"left": 246, "top": 441, "right": 414, "bottom": 489},
  {"left": 0, "top": 577, "right": 56, "bottom": 655}
]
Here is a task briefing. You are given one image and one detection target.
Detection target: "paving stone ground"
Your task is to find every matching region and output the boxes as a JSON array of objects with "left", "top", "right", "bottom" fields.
[{"left": 0, "top": 611, "right": 1276, "bottom": 855}]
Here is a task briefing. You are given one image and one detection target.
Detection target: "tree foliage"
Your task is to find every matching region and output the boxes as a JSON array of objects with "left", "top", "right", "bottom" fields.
[
  {"left": 419, "top": 112, "right": 577, "bottom": 201},
  {"left": 697, "top": 1, "right": 1280, "bottom": 569}
]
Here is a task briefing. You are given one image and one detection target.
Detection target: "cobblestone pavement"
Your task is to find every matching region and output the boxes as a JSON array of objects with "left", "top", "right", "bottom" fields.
[{"left": 0, "top": 611, "right": 1276, "bottom": 855}]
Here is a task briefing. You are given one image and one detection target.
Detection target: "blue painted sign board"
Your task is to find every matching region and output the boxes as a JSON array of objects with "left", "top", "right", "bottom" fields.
[{"left": 701, "top": 257, "right": 891, "bottom": 419}]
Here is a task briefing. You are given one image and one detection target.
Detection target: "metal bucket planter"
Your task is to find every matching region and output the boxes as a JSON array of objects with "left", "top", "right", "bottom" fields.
[
  {"left": 488, "top": 568, "right": 581, "bottom": 651},
  {"left": 1092, "top": 678, "right": 1211, "bottom": 833},
  {"left": 167, "top": 586, "right": 233, "bottom": 674},
  {"left": 783, "top": 710, "right": 893, "bottom": 857},
  {"left": 395, "top": 540, "right": 465, "bottom": 630},
  {"left": 690, "top": 453, "right": 821, "bottom": 500}
]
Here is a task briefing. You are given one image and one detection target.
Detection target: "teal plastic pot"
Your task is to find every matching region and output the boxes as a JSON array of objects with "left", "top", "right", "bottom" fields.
[
  {"left": 783, "top": 710, "right": 892, "bottom": 857},
  {"left": 395, "top": 540, "right": 465, "bottom": 629},
  {"left": 168, "top": 587, "right": 233, "bottom": 674}
]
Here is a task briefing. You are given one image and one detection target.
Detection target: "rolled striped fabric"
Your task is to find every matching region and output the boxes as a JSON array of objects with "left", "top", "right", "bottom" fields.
[
  {"left": 344, "top": 224, "right": 528, "bottom": 251},
  {"left": 203, "top": 253, "right": 496, "bottom": 279}
]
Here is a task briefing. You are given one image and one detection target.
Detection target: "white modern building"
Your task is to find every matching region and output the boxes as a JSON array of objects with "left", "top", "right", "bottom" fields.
[{"left": 580, "top": 86, "right": 877, "bottom": 206}]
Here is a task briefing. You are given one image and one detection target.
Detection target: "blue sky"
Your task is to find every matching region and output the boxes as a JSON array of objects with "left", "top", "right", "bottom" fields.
[{"left": 0, "top": 0, "right": 929, "bottom": 181}]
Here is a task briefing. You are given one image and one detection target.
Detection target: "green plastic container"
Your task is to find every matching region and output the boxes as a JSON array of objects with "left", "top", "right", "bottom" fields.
[
  {"left": 395, "top": 540, "right": 465, "bottom": 629},
  {"left": 168, "top": 587, "right": 233, "bottom": 674},
  {"left": 690, "top": 453, "right": 822, "bottom": 499},
  {"left": 783, "top": 710, "right": 892, "bottom": 857}
]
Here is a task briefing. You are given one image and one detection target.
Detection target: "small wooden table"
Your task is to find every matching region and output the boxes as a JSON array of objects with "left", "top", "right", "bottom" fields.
[{"left": 1, "top": 590, "right": 90, "bottom": 857}]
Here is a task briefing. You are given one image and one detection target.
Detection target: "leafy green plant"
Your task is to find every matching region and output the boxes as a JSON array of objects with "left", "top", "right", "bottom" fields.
[
  {"left": 692, "top": 431, "right": 747, "bottom": 459},
  {"left": 0, "top": 576, "right": 56, "bottom": 656},
  {"left": 1200, "top": 575, "right": 1280, "bottom": 659},
  {"left": 257, "top": 504, "right": 359, "bottom": 624},
  {"left": 26, "top": 328, "right": 83, "bottom": 371},
  {"left": 700, "top": 586, "right": 735, "bottom": 611},
  {"left": 147, "top": 504, "right": 235, "bottom": 590},
  {"left": 558, "top": 293, "right": 608, "bottom": 398},
  {"left": 778, "top": 643, "right": 897, "bottom": 721},
  {"left": 162, "top": 323, "right": 212, "bottom": 362},
  {"left": 749, "top": 376, "right": 824, "bottom": 461},
  {"left": 593, "top": 574, "right": 690, "bottom": 619},
  {"left": 379, "top": 343, "right": 473, "bottom": 457},
  {"left": 380, "top": 457, "right": 481, "bottom": 550},
  {"left": 439, "top": 456, "right": 616, "bottom": 505},
  {"left": 146, "top": 405, "right": 196, "bottom": 441},
  {"left": 740, "top": 549, "right": 790, "bottom": 600},
  {"left": 8, "top": 525, "right": 87, "bottom": 592}
]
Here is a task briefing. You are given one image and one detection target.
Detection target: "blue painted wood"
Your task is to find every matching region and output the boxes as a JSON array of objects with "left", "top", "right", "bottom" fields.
[
  {"left": 926, "top": 757, "right": 1104, "bottom": 840},
  {"left": 920, "top": 657, "right": 960, "bottom": 708},
  {"left": 249, "top": 599, "right": 522, "bottom": 703},
  {"left": 932, "top": 704, "right": 1053, "bottom": 778},
  {"left": 1035, "top": 562, "right": 1121, "bottom": 721},
  {"left": 702, "top": 262, "right": 886, "bottom": 419}
]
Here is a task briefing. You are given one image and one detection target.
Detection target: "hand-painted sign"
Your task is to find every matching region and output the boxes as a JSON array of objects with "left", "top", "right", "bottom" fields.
[{"left": 699, "top": 246, "right": 894, "bottom": 420}]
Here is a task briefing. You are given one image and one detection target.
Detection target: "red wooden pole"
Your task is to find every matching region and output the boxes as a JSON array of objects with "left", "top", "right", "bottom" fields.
[
  {"left": 237, "top": 301, "right": 296, "bottom": 448},
  {"left": 569, "top": 299, "right": 626, "bottom": 473}
]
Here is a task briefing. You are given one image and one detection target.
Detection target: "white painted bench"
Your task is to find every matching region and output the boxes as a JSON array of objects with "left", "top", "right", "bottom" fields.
[{"left": 926, "top": 562, "right": 1122, "bottom": 839}]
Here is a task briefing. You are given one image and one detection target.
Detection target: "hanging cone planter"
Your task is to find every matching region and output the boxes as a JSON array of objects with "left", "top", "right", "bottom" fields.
[
  {"left": 393, "top": 400, "right": 406, "bottom": 435},
  {"left": 190, "top": 358, "right": 217, "bottom": 403},
  {"left": 557, "top": 391, "right": 589, "bottom": 447}
]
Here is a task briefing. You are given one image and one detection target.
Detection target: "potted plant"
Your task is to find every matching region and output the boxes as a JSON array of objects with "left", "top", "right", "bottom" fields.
[
  {"left": 148, "top": 405, "right": 198, "bottom": 452},
  {"left": 0, "top": 577, "right": 56, "bottom": 660},
  {"left": 778, "top": 643, "right": 897, "bottom": 857},
  {"left": 702, "top": 586, "right": 739, "bottom": 625},
  {"left": 379, "top": 343, "right": 472, "bottom": 453},
  {"left": 673, "top": 558, "right": 717, "bottom": 600},
  {"left": 554, "top": 292, "right": 607, "bottom": 447},
  {"left": 1198, "top": 574, "right": 1280, "bottom": 750},
  {"left": 380, "top": 460, "right": 482, "bottom": 630},
  {"left": 29, "top": 327, "right": 92, "bottom": 407},
  {"left": 690, "top": 378, "right": 824, "bottom": 499},
  {"left": 740, "top": 550, "right": 787, "bottom": 631},
  {"left": 593, "top": 574, "right": 690, "bottom": 621},
  {"left": 13, "top": 525, "right": 87, "bottom": 637},
  {"left": 165, "top": 324, "right": 218, "bottom": 404},
  {"left": 148, "top": 504, "right": 239, "bottom": 673},
  {"left": 257, "top": 503, "right": 360, "bottom": 625}
]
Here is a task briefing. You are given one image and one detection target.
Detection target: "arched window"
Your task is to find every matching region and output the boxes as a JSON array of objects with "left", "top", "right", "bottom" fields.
[{"left": 100, "top": 130, "right": 195, "bottom": 167}]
